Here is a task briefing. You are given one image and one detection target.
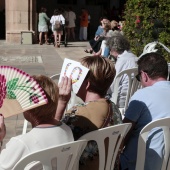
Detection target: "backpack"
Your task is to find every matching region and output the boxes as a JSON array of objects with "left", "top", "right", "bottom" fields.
[{"left": 53, "top": 16, "right": 62, "bottom": 31}]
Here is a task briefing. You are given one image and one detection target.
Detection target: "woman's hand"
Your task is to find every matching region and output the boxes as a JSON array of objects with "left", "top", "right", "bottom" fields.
[
  {"left": 0, "top": 114, "right": 6, "bottom": 142},
  {"left": 94, "top": 35, "right": 99, "bottom": 41},
  {"left": 58, "top": 76, "right": 72, "bottom": 104},
  {"left": 55, "top": 76, "right": 72, "bottom": 121}
]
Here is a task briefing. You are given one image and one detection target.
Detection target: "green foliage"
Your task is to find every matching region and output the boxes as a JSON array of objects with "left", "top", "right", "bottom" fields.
[{"left": 123, "top": 0, "right": 170, "bottom": 61}]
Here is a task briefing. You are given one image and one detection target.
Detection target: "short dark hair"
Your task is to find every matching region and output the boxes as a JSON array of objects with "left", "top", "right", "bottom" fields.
[
  {"left": 54, "top": 9, "right": 60, "bottom": 15},
  {"left": 137, "top": 52, "right": 168, "bottom": 80},
  {"left": 68, "top": 6, "right": 73, "bottom": 11},
  {"left": 41, "top": 7, "right": 46, "bottom": 13}
]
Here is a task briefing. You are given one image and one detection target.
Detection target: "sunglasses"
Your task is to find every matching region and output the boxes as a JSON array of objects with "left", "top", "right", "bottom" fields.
[{"left": 135, "top": 72, "right": 141, "bottom": 82}]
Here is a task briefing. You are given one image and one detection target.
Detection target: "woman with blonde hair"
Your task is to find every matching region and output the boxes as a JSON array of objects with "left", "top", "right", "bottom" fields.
[
  {"left": 93, "top": 20, "right": 121, "bottom": 57},
  {"left": 56, "top": 56, "right": 122, "bottom": 169},
  {"left": 111, "top": 20, "right": 119, "bottom": 30}
]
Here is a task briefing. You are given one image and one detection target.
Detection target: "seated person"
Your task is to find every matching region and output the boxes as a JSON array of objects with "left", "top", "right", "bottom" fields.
[
  {"left": 106, "top": 35, "right": 138, "bottom": 108},
  {"left": 56, "top": 56, "right": 122, "bottom": 170},
  {"left": 0, "top": 75, "right": 74, "bottom": 169},
  {"left": 94, "top": 20, "right": 121, "bottom": 57},
  {"left": 121, "top": 52, "right": 170, "bottom": 170},
  {"left": 84, "top": 17, "right": 110, "bottom": 54},
  {"left": 92, "top": 21, "right": 116, "bottom": 56}
]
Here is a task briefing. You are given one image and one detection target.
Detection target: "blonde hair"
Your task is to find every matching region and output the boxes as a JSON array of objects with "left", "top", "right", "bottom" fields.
[
  {"left": 27, "top": 75, "right": 59, "bottom": 122},
  {"left": 111, "top": 20, "right": 118, "bottom": 29},
  {"left": 81, "top": 56, "right": 116, "bottom": 97}
]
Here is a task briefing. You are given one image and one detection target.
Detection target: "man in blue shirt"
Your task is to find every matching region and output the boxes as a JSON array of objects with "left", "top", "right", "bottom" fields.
[{"left": 120, "top": 52, "right": 170, "bottom": 170}]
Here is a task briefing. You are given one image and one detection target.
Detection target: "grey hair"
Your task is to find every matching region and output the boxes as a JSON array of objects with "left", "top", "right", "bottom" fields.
[{"left": 106, "top": 33, "right": 130, "bottom": 54}]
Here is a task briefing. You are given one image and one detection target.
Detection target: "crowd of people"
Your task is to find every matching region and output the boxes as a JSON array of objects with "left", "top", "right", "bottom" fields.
[
  {"left": 38, "top": 6, "right": 92, "bottom": 47},
  {"left": 0, "top": 6, "right": 170, "bottom": 170},
  {"left": 38, "top": 6, "right": 77, "bottom": 47},
  {"left": 37, "top": 6, "right": 123, "bottom": 49}
]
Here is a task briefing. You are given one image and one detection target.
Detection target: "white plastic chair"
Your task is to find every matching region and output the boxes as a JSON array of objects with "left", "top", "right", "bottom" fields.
[
  {"left": 166, "top": 156, "right": 170, "bottom": 170},
  {"left": 136, "top": 117, "right": 170, "bottom": 170},
  {"left": 139, "top": 41, "right": 170, "bottom": 59},
  {"left": 110, "top": 67, "right": 141, "bottom": 116},
  {"left": 77, "top": 123, "right": 132, "bottom": 170},
  {"left": 12, "top": 140, "right": 87, "bottom": 170},
  {"left": 50, "top": 73, "right": 60, "bottom": 83}
]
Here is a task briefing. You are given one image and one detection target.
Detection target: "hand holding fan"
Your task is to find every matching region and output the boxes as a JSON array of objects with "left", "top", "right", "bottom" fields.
[{"left": 0, "top": 66, "right": 48, "bottom": 118}]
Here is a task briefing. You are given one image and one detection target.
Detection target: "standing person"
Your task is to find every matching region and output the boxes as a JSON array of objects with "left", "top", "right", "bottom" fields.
[
  {"left": 65, "top": 6, "right": 76, "bottom": 41},
  {"left": 0, "top": 75, "right": 74, "bottom": 169},
  {"left": 50, "top": 9, "right": 65, "bottom": 48},
  {"left": 120, "top": 52, "right": 170, "bottom": 170},
  {"left": 106, "top": 35, "right": 138, "bottom": 108},
  {"left": 79, "top": 8, "right": 88, "bottom": 41},
  {"left": 56, "top": 56, "right": 122, "bottom": 170},
  {"left": 38, "top": 7, "right": 50, "bottom": 45},
  {"left": 87, "top": 10, "right": 91, "bottom": 40}
]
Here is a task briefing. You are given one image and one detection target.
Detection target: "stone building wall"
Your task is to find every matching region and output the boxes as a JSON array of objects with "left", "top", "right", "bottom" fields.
[{"left": 6, "top": 0, "right": 36, "bottom": 44}]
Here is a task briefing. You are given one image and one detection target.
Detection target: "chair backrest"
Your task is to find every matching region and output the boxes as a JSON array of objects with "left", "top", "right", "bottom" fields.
[
  {"left": 111, "top": 67, "right": 141, "bottom": 114},
  {"left": 78, "top": 123, "right": 132, "bottom": 170},
  {"left": 166, "top": 156, "right": 170, "bottom": 170},
  {"left": 138, "top": 41, "right": 170, "bottom": 59},
  {"left": 136, "top": 117, "right": 170, "bottom": 170},
  {"left": 12, "top": 140, "right": 87, "bottom": 170},
  {"left": 50, "top": 73, "right": 60, "bottom": 83}
]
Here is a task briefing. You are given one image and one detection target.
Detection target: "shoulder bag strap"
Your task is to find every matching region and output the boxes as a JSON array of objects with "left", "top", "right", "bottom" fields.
[{"left": 101, "top": 100, "right": 113, "bottom": 128}]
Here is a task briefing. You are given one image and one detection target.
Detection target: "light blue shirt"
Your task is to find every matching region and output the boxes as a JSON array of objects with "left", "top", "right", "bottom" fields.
[
  {"left": 120, "top": 81, "right": 170, "bottom": 170},
  {"left": 95, "top": 26, "right": 104, "bottom": 36}
]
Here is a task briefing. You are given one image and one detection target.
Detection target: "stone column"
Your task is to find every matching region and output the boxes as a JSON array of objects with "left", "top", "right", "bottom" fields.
[{"left": 6, "top": 0, "right": 36, "bottom": 44}]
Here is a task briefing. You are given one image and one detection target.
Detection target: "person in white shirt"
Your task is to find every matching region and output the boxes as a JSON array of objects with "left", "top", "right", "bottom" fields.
[
  {"left": 50, "top": 9, "right": 65, "bottom": 48},
  {"left": 0, "top": 75, "right": 74, "bottom": 170},
  {"left": 107, "top": 35, "right": 138, "bottom": 108},
  {"left": 65, "top": 6, "right": 76, "bottom": 41}
]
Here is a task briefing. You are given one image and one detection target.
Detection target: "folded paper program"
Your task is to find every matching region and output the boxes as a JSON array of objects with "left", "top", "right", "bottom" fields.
[{"left": 59, "top": 58, "right": 89, "bottom": 94}]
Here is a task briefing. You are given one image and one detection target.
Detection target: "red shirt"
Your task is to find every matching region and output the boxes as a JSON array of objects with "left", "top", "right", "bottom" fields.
[{"left": 80, "top": 11, "right": 88, "bottom": 27}]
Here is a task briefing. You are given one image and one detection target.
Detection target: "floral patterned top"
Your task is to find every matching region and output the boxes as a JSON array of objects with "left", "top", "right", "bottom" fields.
[{"left": 62, "top": 98, "right": 122, "bottom": 169}]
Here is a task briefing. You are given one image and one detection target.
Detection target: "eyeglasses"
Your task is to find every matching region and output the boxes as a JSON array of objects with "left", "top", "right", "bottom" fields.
[{"left": 135, "top": 72, "right": 141, "bottom": 82}]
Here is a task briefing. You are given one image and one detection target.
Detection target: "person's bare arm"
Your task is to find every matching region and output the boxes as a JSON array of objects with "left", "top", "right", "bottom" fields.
[
  {"left": 0, "top": 114, "right": 6, "bottom": 151},
  {"left": 55, "top": 76, "right": 72, "bottom": 121}
]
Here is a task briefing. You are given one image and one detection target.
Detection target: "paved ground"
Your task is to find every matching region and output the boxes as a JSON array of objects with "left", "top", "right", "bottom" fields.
[{"left": 0, "top": 40, "right": 90, "bottom": 149}]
